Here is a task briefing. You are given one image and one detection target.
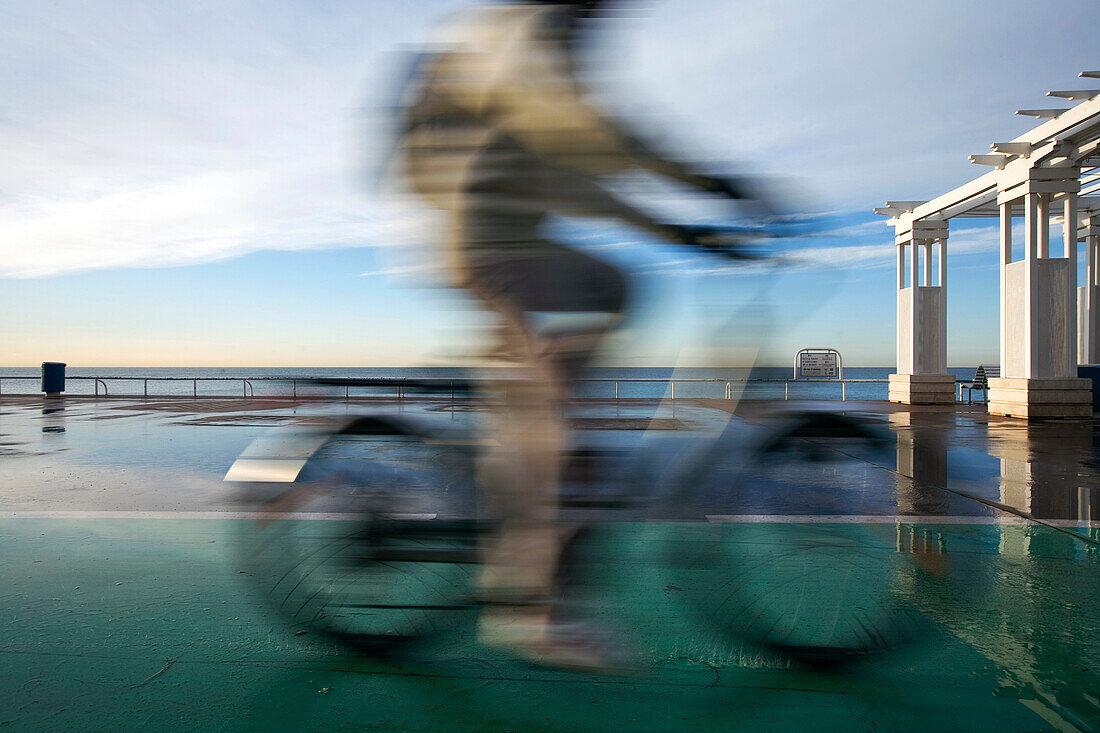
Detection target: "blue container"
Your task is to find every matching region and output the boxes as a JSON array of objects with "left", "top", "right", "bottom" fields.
[
  {"left": 41, "top": 362, "right": 66, "bottom": 394},
  {"left": 1078, "top": 365, "right": 1100, "bottom": 411}
]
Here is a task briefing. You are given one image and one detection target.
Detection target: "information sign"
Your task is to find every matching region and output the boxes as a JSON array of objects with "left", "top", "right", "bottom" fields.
[{"left": 794, "top": 349, "right": 841, "bottom": 380}]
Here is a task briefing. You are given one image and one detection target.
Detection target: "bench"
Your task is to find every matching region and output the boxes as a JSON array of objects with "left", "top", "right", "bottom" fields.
[{"left": 959, "top": 365, "right": 999, "bottom": 404}]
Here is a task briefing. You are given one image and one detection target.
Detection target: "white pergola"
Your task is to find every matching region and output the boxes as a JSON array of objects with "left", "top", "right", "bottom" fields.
[{"left": 877, "top": 71, "right": 1100, "bottom": 418}]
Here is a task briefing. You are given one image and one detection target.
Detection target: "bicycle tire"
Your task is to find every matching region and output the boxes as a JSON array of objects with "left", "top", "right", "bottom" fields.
[
  {"left": 238, "top": 418, "right": 480, "bottom": 651},
  {"left": 669, "top": 412, "right": 928, "bottom": 664}
]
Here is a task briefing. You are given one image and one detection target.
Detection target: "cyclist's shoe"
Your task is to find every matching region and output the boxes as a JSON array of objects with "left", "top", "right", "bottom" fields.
[{"left": 477, "top": 610, "right": 637, "bottom": 675}]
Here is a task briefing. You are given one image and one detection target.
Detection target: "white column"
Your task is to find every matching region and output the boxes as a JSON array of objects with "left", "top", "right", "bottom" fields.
[
  {"left": 1063, "top": 194, "right": 1077, "bottom": 260},
  {"left": 910, "top": 237, "right": 919, "bottom": 290},
  {"left": 938, "top": 236, "right": 947, "bottom": 369},
  {"left": 1000, "top": 202, "right": 1012, "bottom": 372},
  {"left": 1087, "top": 233, "right": 1095, "bottom": 364},
  {"left": 1038, "top": 193, "right": 1050, "bottom": 259},
  {"left": 1024, "top": 192, "right": 1040, "bottom": 377},
  {"left": 938, "top": 237, "right": 947, "bottom": 289},
  {"left": 910, "top": 238, "right": 920, "bottom": 372},
  {"left": 1093, "top": 237, "right": 1099, "bottom": 287},
  {"left": 1064, "top": 193, "right": 1078, "bottom": 367},
  {"left": 1091, "top": 232, "right": 1100, "bottom": 363},
  {"left": 897, "top": 242, "right": 905, "bottom": 372},
  {"left": 1094, "top": 237, "right": 1099, "bottom": 287},
  {"left": 1082, "top": 217, "right": 1099, "bottom": 364},
  {"left": 897, "top": 243, "right": 905, "bottom": 290},
  {"left": 1087, "top": 238, "right": 1092, "bottom": 285},
  {"left": 890, "top": 223, "right": 952, "bottom": 403}
]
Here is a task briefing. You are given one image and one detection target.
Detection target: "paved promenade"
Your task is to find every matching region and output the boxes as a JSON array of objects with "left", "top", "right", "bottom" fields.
[{"left": 0, "top": 396, "right": 1097, "bottom": 731}]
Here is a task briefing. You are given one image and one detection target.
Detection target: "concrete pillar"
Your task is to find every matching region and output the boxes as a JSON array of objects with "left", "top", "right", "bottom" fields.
[
  {"left": 938, "top": 237, "right": 947, "bottom": 289},
  {"left": 897, "top": 241, "right": 905, "bottom": 289},
  {"left": 999, "top": 202, "right": 1012, "bottom": 371},
  {"left": 1063, "top": 194, "right": 1078, "bottom": 370},
  {"left": 989, "top": 173, "right": 1091, "bottom": 418},
  {"left": 1023, "top": 191, "right": 1040, "bottom": 376},
  {"left": 1079, "top": 214, "right": 1100, "bottom": 365},
  {"left": 889, "top": 219, "right": 954, "bottom": 405},
  {"left": 910, "top": 236, "right": 919, "bottom": 288},
  {"left": 1037, "top": 193, "right": 1050, "bottom": 259}
]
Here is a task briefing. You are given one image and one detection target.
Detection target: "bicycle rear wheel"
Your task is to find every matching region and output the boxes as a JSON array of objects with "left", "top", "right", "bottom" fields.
[{"left": 670, "top": 412, "right": 927, "bottom": 664}]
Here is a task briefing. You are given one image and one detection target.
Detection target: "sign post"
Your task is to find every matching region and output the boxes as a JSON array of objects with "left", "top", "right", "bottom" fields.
[{"left": 794, "top": 348, "right": 842, "bottom": 380}]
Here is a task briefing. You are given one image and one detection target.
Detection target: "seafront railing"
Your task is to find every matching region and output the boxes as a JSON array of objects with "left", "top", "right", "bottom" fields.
[
  {"left": 0, "top": 375, "right": 893, "bottom": 401},
  {"left": 0, "top": 376, "right": 260, "bottom": 397}
]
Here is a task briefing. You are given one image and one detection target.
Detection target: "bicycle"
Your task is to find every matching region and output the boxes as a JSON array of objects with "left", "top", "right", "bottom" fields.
[{"left": 224, "top": 228, "right": 953, "bottom": 667}]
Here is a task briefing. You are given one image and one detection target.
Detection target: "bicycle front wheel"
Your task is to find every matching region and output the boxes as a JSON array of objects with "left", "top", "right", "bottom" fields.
[{"left": 237, "top": 417, "right": 481, "bottom": 651}]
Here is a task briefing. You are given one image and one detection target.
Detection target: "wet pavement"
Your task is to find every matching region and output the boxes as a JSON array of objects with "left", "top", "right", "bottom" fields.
[{"left": 0, "top": 396, "right": 1098, "bottom": 731}]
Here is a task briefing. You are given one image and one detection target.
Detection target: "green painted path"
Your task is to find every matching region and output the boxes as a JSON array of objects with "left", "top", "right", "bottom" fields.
[
  {"left": 2, "top": 517, "right": 1097, "bottom": 731},
  {"left": 2, "top": 397, "right": 1099, "bottom": 730}
]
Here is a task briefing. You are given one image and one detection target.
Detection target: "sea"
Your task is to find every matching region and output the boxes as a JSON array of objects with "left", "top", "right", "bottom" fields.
[{"left": 0, "top": 366, "right": 980, "bottom": 401}]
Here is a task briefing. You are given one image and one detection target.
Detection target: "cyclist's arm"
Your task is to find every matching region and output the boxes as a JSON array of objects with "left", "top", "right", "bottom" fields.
[
  {"left": 543, "top": 164, "right": 706, "bottom": 248},
  {"left": 494, "top": 20, "right": 747, "bottom": 198}
]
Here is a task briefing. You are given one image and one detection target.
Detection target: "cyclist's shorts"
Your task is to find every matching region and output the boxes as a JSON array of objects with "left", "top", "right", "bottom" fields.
[{"left": 467, "top": 248, "right": 627, "bottom": 317}]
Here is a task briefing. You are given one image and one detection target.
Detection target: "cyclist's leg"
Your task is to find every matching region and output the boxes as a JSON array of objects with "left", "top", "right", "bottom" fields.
[
  {"left": 467, "top": 251, "right": 627, "bottom": 666},
  {"left": 468, "top": 270, "right": 569, "bottom": 607}
]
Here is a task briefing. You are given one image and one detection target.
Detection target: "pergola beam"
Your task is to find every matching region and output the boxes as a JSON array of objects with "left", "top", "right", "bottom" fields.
[
  {"left": 1006, "top": 93, "right": 1100, "bottom": 146},
  {"left": 1072, "top": 137, "right": 1100, "bottom": 164},
  {"left": 940, "top": 189, "right": 999, "bottom": 219},
  {"left": 880, "top": 95, "right": 1100, "bottom": 226},
  {"left": 885, "top": 201, "right": 924, "bottom": 211},
  {"left": 1016, "top": 109, "right": 1073, "bottom": 119},
  {"left": 1048, "top": 90, "right": 1100, "bottom": 101},
  {"left": 1078, "top": 195, "right": 1100, "bottom": 211},
  {"left": 992, "top": 142, "right": 1034, "bottom": 156},
  {"left": 970, "top": 154, "right": 1009, "bottom": 168}
]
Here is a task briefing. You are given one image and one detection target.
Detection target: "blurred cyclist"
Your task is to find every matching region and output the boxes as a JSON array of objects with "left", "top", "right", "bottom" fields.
[{"left": 395, "top": 0, "right": 755, "bottom": 670}]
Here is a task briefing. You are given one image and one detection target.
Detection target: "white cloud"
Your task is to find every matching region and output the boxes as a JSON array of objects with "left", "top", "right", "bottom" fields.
[
  {"left": 0, "top": 0, "right": 460, "bottom": 278},
  {"left": 786, "top": 222, "right": 1002, "bottom": 271},
  {"left": 603, "top": 0, "right": 1100, "bottom": 208},
  {"left": 622, "top": 217, "right": 1012, "bottom": 277},
  {"left": 1, "top": 0, "right": 1097, "bottom": 278}
]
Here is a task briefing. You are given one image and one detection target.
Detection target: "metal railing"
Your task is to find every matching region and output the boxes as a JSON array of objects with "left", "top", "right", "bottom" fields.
[
  {"left": 1, "top": 376, "right": 261, "bottom": 398},
  {"left": 0, "top": 375, "right": 889, "bottom": 401}
]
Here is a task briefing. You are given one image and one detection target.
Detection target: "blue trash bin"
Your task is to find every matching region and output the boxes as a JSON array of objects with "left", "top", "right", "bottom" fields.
[
  {"left": 1078, "top": 365, "right": 1100, "bottom": 411},
  {"left": 41, "top": 362, "right": 66, "bottom": 395}
]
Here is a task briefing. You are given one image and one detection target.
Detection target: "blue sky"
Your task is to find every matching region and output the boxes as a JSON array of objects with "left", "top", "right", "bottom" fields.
[{"left": 2, "top": 0, "right": 1099, "bottom": 367}]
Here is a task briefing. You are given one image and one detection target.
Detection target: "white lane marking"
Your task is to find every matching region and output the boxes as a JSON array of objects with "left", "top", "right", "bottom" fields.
[
  {"left": 704, "top": 514, "right": 1100, "bottom": 527},
  {"left": 1, "top": 510, "right": 1097, "bottom": 528},
  {"left": 1, "top": 511, "right": 437, "bottom": 521}
]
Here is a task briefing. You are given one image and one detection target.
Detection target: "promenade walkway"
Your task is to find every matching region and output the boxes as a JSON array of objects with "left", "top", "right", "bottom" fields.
[{"left": 0, "top": 396, "right": 1097, "bottom": 731}]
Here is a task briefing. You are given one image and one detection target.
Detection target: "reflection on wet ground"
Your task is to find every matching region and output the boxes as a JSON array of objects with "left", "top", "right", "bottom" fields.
[{"left": 0, "top": 396, "right": 1098, "bottom": 730}]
